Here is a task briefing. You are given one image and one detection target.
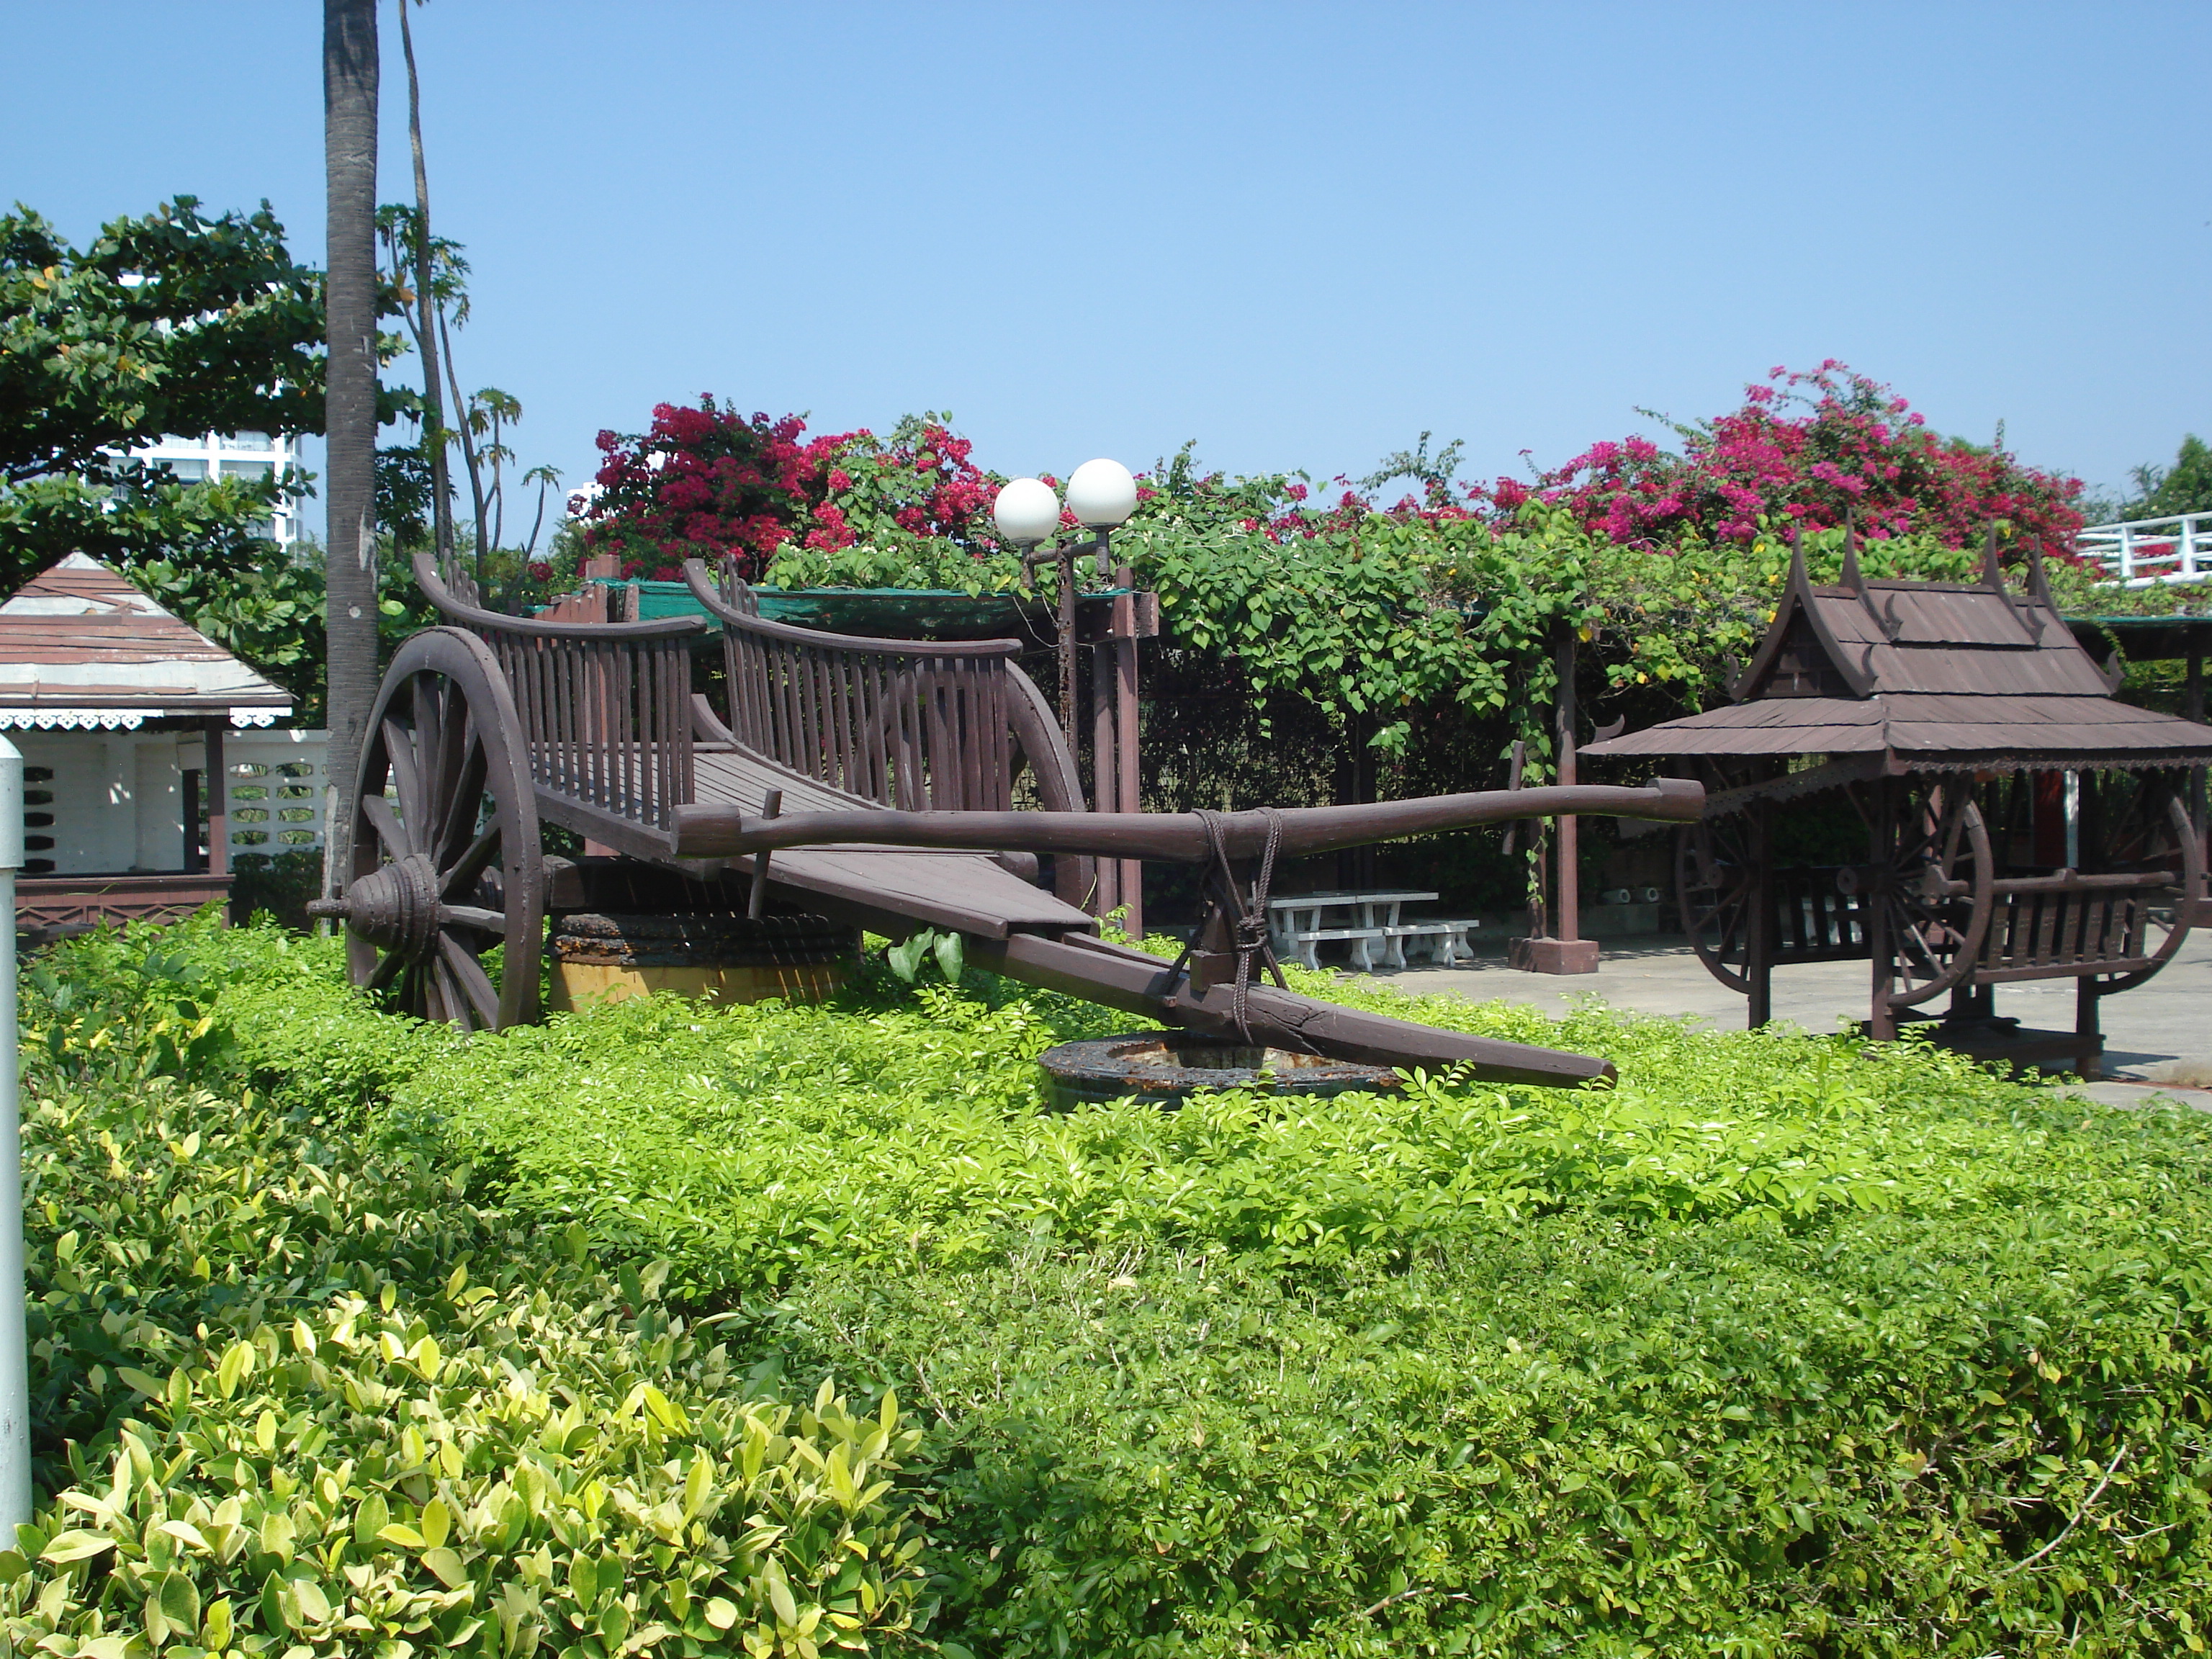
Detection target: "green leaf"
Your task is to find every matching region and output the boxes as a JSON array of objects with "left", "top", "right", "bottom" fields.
[
  {"left": 423, "top": 1545, "right": 467, "bottom": 1589},
  {"left": 40, "top": 1529, "right": 116, "bottom": 1563},
  {"left": 158, "top": 1570, "right": 200, "bottom": 1635}
]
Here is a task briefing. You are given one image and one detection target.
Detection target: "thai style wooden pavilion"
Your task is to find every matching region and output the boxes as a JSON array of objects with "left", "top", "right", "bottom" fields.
[
  {"left": 5, "top": 554, "right": 296, "bottom": 940},
  {"left": 1583, "top": 530, "right": 2212, "bottom": 1074}
]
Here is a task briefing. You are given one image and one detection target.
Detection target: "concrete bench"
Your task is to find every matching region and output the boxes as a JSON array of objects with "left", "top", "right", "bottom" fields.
[
  {"left": 1382, "top": 920, "right": 1480, "bottom": 968},
  {"left": 1286, "top": 926, "right": 1386, "bottom": 971}
]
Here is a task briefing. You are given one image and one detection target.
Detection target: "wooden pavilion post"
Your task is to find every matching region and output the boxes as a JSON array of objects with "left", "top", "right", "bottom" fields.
[
  {"left": 2189, "top": 645, "right": 2207, "bottom": 861},
  {"left": 1746, "top": 798, "right": 1773, "bottom": 1027},
  {"left": 1865, "top": 778, "right": 1895, "bottom": 1042}
]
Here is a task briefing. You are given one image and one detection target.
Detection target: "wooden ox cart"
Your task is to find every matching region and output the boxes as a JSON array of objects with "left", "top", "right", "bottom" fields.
[
  {"left": 1584, "top": 530, "right": 2212, "bottom": 1075},
  {"left": 310, "top": 553, "right": 1704, "bottom": 1087}
]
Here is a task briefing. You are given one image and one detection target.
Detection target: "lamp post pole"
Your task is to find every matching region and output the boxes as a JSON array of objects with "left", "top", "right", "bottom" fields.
[
  {"left": 999, "top": 464, "right": 1144, "bottom": 932},
  {"left": 0, "top": 734, "right": 29, "bottom": 1529}
]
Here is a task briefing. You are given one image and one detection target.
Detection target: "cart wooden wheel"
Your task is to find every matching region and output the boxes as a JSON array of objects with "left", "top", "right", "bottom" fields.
[
  {"left": 1856, "top": 783, "right": 1994, "bottom": 1011},
  {"left": 1676, "top": 814, "right": 1758, "bottom": 994},
  {"left": 2091, "top": 796, "right": 2204, "bottom": 996},
  {"left": 310, "top": 627, "right": 544, "bottom": 1032}
]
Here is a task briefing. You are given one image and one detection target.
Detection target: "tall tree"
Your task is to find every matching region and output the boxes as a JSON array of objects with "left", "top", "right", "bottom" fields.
[
  {"left": 323, "top": 0, "right": 379, "bottom": 894},
  {"left": 396, "top": 0, "right": 458, "bottom": 584}
]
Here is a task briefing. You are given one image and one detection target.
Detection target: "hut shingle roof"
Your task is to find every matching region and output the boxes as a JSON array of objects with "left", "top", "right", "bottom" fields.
[
  {"left": 1583, "top": 539, "right": 2212, "bottom": 771},
  {"left": 0, "top": 553, "right": 291, "bottom": 715}
]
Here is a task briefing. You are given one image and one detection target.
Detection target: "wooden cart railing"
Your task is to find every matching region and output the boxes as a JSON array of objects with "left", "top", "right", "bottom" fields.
[
  {"left": 683, "top": 557, "right": 1083, "bottom": 816},
  {"left": 414, "top": 552, "right": 706, "bottom": 835},
  {"left": 411, "top": 550, "right": 1084, "bottom": 850}
]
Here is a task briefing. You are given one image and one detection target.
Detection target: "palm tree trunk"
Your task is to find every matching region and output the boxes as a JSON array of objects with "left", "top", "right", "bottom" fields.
[
  {"left": 439, "top": 306, "right": 493, "bottom": 583},
  {"left": 323, "top": 0, "right": 379, "bottom": 900},
  {"left": 397, "top": 0, "right": 457, "bottom": 587}
]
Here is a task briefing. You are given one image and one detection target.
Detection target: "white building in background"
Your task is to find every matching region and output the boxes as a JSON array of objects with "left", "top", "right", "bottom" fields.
[{"left": 131, "top": 431, "right": 304, "bottom": 547}]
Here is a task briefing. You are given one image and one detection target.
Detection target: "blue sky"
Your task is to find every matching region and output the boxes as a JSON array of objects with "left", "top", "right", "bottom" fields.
[{"left": 9, "top": 2, "right": 2207, "bottom": 525}]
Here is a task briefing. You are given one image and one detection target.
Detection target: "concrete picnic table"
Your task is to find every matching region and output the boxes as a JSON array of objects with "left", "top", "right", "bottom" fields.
[{"left": 1266, "top": 890, "right": 1475, "bottom": 971}]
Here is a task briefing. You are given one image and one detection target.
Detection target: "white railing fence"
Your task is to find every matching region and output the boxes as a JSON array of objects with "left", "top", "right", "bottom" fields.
[{"left": 2080, "top": 513, "right": 2212, "bottom": 587}]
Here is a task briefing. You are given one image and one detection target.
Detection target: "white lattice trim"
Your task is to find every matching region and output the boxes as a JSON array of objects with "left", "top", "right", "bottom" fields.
[{"left": 0, "top": 709, "right": 146, "bottom": 731}]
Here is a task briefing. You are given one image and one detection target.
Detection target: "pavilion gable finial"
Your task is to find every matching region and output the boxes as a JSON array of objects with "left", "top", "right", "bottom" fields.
[
  {"left": 1982, "top": 523, "right": 2007, "bottom": 593},
  {"left": 1839, "top": 511, "right": 1863, "bottom": 592}
]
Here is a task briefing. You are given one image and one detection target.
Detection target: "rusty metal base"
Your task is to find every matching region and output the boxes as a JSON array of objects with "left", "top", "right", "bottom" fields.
[{"left": 1509, "top": 936, "right": 1601, "bottom": 975}]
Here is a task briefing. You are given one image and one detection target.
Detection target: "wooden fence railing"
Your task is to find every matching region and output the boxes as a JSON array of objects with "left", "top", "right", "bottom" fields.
[
  {"left": 413, "top": 552, "right": 706, "bottom": 829},
  {"left": 684, "top": 558, "right": 1076, "bottom": 814}
]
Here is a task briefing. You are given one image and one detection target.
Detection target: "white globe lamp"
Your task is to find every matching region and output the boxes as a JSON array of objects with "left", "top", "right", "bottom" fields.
[
  {"left": 1065, "top": 458, "right": 1138, "bottom": 529},
  {"left": 992, "top": 477, "right": 1063, "bottom": 547}
]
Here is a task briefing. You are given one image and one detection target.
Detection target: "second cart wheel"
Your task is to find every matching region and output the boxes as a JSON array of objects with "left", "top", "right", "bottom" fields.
[
  {"left": 314, "top": 628, "right": 544, "bottom": 1032},
  {"left": 1870, "top": 783, "right": 1993, "bottom": 1011},
  {"left": 1676, "top": 814, "right": 1758, "bottom": 994}
]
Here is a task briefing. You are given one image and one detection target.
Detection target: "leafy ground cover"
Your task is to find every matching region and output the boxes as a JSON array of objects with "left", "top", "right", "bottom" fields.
[{"left": 17, "top": 917, "right": 2212, "bottom": 1655}]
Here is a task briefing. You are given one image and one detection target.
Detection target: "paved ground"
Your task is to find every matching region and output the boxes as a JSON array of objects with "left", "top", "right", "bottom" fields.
[{"left": 1348, "top": 931, "right": 2212, "bottom": 1112}]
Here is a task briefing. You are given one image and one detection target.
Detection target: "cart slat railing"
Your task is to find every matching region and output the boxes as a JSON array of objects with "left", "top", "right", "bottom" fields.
[
  {"left": 685, "top": 557, "right": 1043, "bottom": 814},
  {"left": 413, "top": 552, "right": 704, "bottom": 829}
]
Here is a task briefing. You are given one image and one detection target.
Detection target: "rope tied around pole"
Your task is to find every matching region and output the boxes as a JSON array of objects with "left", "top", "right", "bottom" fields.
[{"left": 1167, "top": 807, "right": 1288, "bottom": 1040}]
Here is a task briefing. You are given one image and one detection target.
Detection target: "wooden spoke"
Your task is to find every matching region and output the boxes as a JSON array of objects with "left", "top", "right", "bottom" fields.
[
  {"left": 361, "top": 792, "right": 413, "bottom": 859},
  {"left": 433, "top": 738, "right": 489, "bottom": 869},
  {"left": 439, "top": 904, "right": 507, "bottom": 934},
  {"left": 365, "top": 948, "right": 407, "bottom": 994},
  {"left": 427, "top": 961, "right": 458, "bottom": 1028},
  {"left": 385, "top": 717, "right": 426, "bottom": 828},
  {"left": 440, "top": 824, "right": 501, "bottom": 900},
  {"left": 439, "top": 934, "right": 503, "bottom": 1028},
  {"left": 413, "top": 673, "right": 446, "bottom": 805}
]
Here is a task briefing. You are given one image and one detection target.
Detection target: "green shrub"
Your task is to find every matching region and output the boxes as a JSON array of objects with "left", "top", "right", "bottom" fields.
[
  {"left": 23, "top": 916, "right": 2212, "bottom": 1654},
  {"left": 11, "top": 925, "right": 931, "bottom": 1657}
]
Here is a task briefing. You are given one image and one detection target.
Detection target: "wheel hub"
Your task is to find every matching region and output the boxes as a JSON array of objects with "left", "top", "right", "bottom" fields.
[{"left": 307, "top": 853, "right": 444, "bottom": 963}]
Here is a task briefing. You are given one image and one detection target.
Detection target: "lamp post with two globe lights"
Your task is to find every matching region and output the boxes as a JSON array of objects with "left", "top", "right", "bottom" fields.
[{"left": 992, "top": 460, "right": 1146, "bottom": 935}]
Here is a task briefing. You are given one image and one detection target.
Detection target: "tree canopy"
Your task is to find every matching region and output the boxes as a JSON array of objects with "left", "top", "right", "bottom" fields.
[{"left": 0, "top": 197, "right": 328, "bottom": 701}]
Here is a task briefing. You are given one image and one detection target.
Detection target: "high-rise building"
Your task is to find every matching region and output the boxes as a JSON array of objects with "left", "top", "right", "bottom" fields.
[{"left": 130, "top": 431, "right": 304, "bottom": 547}]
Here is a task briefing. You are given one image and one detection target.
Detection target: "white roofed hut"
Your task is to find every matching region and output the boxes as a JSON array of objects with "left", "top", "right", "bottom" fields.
[{"left": 3, "top": 553, "right": 313, "bottom": 941}]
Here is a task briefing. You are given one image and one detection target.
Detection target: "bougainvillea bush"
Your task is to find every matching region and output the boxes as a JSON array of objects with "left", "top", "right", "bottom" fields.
[
  {"left": 583, "top": 404, "right": 1002, "bottom": 583},
  {"left": 1488, "top": 361, "right": 2088, "bottom": 561}
]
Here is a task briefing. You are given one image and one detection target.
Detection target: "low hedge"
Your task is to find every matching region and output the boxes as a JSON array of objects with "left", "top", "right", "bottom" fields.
[
  {"left": 19, "top": 917, "right": 2212, "bottom": 1655},
  {"left": 12, "top": 927, "right": 930, "bottom": 1658}
]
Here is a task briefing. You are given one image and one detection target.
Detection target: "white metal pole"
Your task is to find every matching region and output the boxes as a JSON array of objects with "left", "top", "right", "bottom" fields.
[{"left": 0, "top": 734, "right": 27, "bottom": 1529}]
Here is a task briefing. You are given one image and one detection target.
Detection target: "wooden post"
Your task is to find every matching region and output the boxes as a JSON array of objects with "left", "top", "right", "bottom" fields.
[
  {"left": 748, "top": 788, "right": 781, "bottom": 920},
  {"left": 1555, "top": 625, "right": 1580, "bottom": 945},
  {"left": 1866, "top": 779, "right": 1894, "bottom": 1041},
  {"left": 1114, "top": 561, "right": 1143, "bottom": 941},
  {"left": 1056, "top": 543, "right": 1078, "bottom": 755},
  {"left": 1747, "top": 799, "right": 1773, "bottom": 1028},
  {"left": 1508, "top": 627, "right": 1600, "bottom": 973},
  {"left": 2189, "top": 644, "right": 2206, "bottom": 858},
  {"left": 1091, "top": 638, "right": 1118, "bottom": 917}
]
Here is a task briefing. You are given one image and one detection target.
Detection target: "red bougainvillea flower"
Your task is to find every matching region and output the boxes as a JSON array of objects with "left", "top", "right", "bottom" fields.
[{"left": 1465, "top": 362, "right": 2085, "bottom": 563}]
